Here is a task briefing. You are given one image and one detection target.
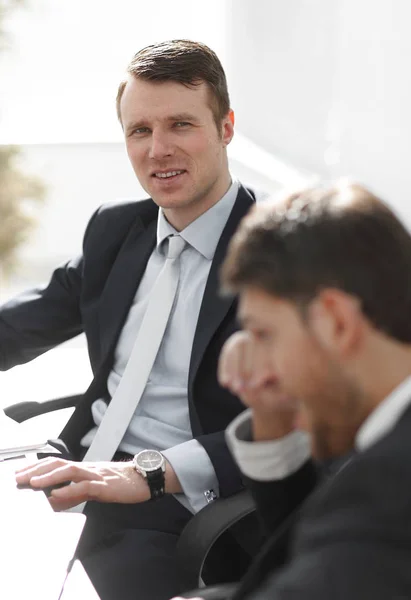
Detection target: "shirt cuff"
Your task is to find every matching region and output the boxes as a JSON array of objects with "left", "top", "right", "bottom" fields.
[
  {"left": 163, "top": 439, "right": 219, "bottom": 514},
  {"left": 225, "top": 409, "right": 310, "bottom": 481}
]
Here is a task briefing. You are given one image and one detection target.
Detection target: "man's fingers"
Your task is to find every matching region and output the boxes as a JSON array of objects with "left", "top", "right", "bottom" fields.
[
  {"left": 16, "top": 461, "right": 103, "bottom": 490},
  {"left": 48, "top": 481, "right": 100, "bottom": 511},
  {"left": 218, "top": 331, "right": 242, "bottom": 385},
  {"left": 218, "top": 331, "right": 254, "bottom": 391},
  {"left": 231, "top": 333, "right": 253, "bottom": 391},
  {"left": 49, "top": 479, "right": 104, "bottom": 506},
  {"left": 15, "top": 459, "right": 147, "bottom": 508},
  {"left": 49, "top": 475, "right": 139, "bottom": 507},
  {"left": 15, "top": 456, "right": 63, "bottom": 475},
  {"left": 15, "top": 457, "right": 68, "bottom": 483}
]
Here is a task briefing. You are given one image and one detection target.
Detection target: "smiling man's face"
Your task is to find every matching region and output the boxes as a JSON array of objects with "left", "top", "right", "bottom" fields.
[{"left": 120, "top": 77, "right": 234, "bottom": 229}]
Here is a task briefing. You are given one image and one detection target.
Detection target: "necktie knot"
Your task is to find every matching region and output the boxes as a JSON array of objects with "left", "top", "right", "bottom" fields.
[{"left": 167, "top": 235, "right": 186, "bottom": 259}]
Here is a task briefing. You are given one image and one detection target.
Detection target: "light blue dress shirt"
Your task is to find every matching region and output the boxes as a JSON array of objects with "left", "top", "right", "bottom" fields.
[{"left": 81, "top": 179, "right": 239, "bottom": 512}]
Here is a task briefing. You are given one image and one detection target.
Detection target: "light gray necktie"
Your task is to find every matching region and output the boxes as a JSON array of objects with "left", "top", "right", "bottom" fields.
[{"left": 84, "top": 234, "right": 186, "bottom": 462}]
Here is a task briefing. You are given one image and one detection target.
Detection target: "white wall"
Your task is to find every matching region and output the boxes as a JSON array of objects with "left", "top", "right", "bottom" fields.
[
  {"left": 226, "top": 0, "right": 411, "bottom": 226},
  {"left": 332, "top": 0, "right": 411, "bottom": 225},
  {"left": 226, "top": 0, "right": 337, "bottom": 174}
]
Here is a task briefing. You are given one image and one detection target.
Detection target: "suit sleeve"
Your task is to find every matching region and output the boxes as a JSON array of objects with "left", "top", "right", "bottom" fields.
[
  {"left": 194, "top": 424, "right": 318, "bottom": 519},
  {"left": 247, "top": 450, "right": 411, "bottom": 600},
  {"left": 252, "top": 542, "right": 411, "bottom": 600},
  {"left": 225, "top": 410, "right": 318, "bottom": 535},
  {"left": 196, "top": 429, "right": 245, "bottom": 498},
  {"left": 0, "top": 257, "right": 84, "bottom": 370},
  {"left": 0, "top": 208, "right": 99, "bottom": 371}
]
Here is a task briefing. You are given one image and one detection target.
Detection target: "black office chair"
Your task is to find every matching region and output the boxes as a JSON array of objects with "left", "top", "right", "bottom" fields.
[{"left": 4, "top": 395, "right": 263, "bottom": 595}]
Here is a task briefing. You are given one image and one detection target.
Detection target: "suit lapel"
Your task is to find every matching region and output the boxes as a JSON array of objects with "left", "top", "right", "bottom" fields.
[
  {"left": 98, "top": 216, "right": 157, "bottom": 363},
  {"left": 188, "top": 186, "right": 255, "bottom": 397}
]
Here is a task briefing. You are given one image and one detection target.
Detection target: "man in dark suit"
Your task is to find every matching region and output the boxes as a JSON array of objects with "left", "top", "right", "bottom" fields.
[
  {"left": 177, "top": 181, "right": 411, "bottom": 599},
  {"left": 5, "top": 40, "right": 254, "bottom": 600}
]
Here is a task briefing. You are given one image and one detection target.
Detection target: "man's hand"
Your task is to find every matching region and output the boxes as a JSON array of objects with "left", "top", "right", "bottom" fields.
[
  {"left": 218, "top": 331, "right": 300, "bottom": 440},
  {"left": 15, "top": 457, "right": 151, "bottom": 511}
]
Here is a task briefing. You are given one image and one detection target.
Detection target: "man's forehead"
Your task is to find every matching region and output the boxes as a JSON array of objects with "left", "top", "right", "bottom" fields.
[
  {"left": 120, "top": 76, "right": 211, "bottom": 123},
  {"left": 238, "top": 288, "right": 275, "bottom": 322},
  {"left": 238, "top": 288, "right": 297, "bottom": 326},
  {"left": 121, "top": 76, "right": 209, "bottom": 104}
]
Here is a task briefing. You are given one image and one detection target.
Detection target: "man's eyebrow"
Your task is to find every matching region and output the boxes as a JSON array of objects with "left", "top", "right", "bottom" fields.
[
  {"left": 167, "top": 113, "right": 200, "bottom": 123},
  {"left": 124, "top": 113, "right": 200, "bottom": 134}
]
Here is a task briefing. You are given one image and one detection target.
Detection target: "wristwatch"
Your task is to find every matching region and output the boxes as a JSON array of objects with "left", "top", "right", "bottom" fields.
[{"left": 133, "top": 449, "right": 166, "bottom": 500}]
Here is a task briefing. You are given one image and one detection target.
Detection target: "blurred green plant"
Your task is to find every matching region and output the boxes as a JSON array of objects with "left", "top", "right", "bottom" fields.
[
  {"left": 0, "top": 0, "right": 46, "bottom": 275},
  {"left": 0, "top": 146, "right": 45, "bottom": 274}
]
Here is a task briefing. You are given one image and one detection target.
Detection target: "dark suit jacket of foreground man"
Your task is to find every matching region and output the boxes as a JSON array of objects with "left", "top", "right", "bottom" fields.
[
  {"left": 0, "top": 185, "right": 254, "bottom": 499},
  {"left": 233, "top": 402, "right": 411, "bottom": 600}
]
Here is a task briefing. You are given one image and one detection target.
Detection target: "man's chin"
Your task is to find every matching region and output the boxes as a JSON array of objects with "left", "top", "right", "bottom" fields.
[{"left": 148, "top": 189, "right": 192, "bottom": 210}]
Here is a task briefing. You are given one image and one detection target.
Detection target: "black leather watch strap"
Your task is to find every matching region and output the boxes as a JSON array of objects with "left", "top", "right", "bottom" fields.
[{"left": 146, "top": 468, "right": 165, "bottom": 500}]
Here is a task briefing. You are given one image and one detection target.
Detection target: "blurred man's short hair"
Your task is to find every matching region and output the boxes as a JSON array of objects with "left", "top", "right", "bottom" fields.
[{"left": 222, "top": 181, "right": 411, "bottom": 343}]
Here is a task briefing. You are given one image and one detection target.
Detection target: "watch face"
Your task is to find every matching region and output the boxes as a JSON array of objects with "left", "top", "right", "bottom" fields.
[{"left": 135, "top": 450, "right": 163, "bottom": 472}]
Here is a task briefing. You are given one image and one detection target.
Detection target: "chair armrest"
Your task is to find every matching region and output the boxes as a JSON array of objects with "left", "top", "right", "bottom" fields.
[
  {"left": 177, "top": 489, "right": 256, "bottom": 591},
  {"left": 4, "top": 394, "right": 82, "bottom": 423}
]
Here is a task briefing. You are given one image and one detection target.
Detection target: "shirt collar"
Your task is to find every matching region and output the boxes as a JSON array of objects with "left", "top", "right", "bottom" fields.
[
  {"left": 356, "top": 374, "right": 411, "bottom": 451},
  {"left": 156, "top": 178, "right": 239, "bottom": 259}
]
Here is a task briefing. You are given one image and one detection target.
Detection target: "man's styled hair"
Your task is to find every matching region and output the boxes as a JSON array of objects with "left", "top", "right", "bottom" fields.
[
  {"left": 116, "top": 39, "right": 230, "bottom": 127},
  {"left": 222, "top": 181, "right": 411, "bottom": 343}
]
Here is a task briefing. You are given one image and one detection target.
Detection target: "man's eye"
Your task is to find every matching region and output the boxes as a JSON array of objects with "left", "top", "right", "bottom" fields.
[
  {"left": 174, "top": 121, "right": 190, "bottom": 128},
  {"left": 132, "top": 127, "right": 150, "bottom": 135},
  {"left": 254, "top": 330, "right": 271, "bottom": 342}
]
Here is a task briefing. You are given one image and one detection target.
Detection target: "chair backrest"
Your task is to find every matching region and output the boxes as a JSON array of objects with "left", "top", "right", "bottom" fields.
[{"left": 177, "top": 490, "right": 264, "bottom": 590}]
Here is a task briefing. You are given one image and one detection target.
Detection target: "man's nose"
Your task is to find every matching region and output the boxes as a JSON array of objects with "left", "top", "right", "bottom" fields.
[{"left": 149, "top": 131, "right": 173, "bottom": 160}]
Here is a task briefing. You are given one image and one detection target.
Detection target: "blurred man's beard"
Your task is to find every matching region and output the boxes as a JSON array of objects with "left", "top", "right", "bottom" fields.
[
  {"left": 301, "top": 350, "right": 365, "bottom": 461},
  {"left": 310, "top": 408, "right": 363, "bottom": 461}
]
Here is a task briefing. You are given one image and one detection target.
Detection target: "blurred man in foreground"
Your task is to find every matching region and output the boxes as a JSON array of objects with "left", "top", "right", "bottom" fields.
[{"left": 177, "top": 181, "right": 411, "bottom": 599}]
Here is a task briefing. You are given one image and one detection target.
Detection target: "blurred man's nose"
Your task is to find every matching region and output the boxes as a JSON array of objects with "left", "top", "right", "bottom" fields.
[{"left": 149, "top": 130, "right": 173, "bottom": 160}]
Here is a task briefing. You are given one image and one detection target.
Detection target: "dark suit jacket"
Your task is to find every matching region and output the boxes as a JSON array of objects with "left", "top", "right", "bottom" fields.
[
  {"left": 235, "top": 403, "right": 411, "bottom": 600},
  {"left": 0, "top": 185, "right": 255, "bottom": 498}
]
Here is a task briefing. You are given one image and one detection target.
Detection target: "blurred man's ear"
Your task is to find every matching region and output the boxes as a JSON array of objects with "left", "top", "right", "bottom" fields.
[{"left": 308, "top": 289, "right": 364, "bottom": 358}]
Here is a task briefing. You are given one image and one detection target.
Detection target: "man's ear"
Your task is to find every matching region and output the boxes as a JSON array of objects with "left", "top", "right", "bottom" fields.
[
  {"left": 308, "top": 289, "right": 364, "bottom": 357},
  {"left": 222, "top": 110, "right": 235, "bottom": 146}
]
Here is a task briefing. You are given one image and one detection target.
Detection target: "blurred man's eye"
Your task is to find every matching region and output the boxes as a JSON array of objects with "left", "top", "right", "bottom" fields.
[{"left": 254, "top": 330, "right": 272, "bottom": 342}]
